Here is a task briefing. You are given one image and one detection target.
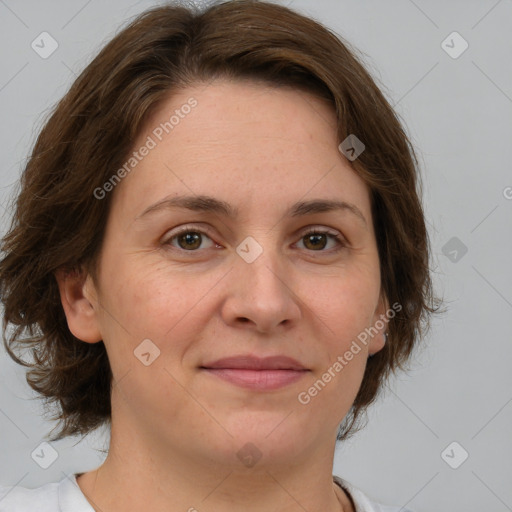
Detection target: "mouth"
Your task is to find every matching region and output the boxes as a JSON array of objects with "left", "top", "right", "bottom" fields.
[{"left": 199, "top": 355, "right": 310, "bottom": 391}]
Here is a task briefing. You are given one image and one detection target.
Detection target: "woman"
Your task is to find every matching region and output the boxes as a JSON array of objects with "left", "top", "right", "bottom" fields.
[{"left": 0, "top": 1, "right": 437, "bottom": 511}]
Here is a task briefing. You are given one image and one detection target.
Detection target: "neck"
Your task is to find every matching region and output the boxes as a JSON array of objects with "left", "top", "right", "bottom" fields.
[{"left": 76, "top": 426, "right": 353, "bottom": 512}]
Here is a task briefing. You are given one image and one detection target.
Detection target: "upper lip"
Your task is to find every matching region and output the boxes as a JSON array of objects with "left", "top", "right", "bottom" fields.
[{"left": 201, "top": 355, "right": 308, "bottom": 371}]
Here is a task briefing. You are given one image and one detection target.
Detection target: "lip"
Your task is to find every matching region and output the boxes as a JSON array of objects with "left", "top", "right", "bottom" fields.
[
  {"left": 200, "top": 355, "right": 310, "bottom": 391},
  {"left": 202, "top": 355, "right": 307, "bottom": 370}
]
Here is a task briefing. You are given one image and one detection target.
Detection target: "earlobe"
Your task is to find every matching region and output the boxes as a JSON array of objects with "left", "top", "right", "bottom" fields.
[
  {"left": 368, "top": 292, "right": 389, "bottom": 357},
  {"left": 54, "top": 268, "right": 102, "bottom": 343}
]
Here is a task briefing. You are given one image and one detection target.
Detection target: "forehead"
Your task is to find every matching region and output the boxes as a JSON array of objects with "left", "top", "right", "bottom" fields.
[
  {"left": 109, "top": 79, "right": 371, "bottom": 223},
  {"left": 143, "top": 78, "right": 338, "bottom": 151}
]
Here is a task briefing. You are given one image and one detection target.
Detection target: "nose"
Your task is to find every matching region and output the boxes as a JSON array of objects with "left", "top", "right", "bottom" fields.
[{"left": 220, "top": 244, "right": 302, "bottom": 334}]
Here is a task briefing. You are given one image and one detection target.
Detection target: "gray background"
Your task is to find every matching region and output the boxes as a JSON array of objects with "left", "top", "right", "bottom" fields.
[{"left": 0, "top": 1, "right": 511, "bottom": 511}]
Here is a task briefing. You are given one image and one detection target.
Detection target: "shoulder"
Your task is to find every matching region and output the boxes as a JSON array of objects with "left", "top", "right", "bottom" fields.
[
  {"left": 333, "top": 475, "right": 416, "bottom": 512},
  {"left": 0, "top": 474, "right": 93, "bottom": 512},
  {"left": 0, "top": 480, "right": 59, "bottom": 512}
]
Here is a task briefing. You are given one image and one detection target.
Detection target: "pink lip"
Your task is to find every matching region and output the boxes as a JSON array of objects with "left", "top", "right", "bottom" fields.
[
  {"left": 200, "top": 355, "right": 310, "bottom": 391},
  {"left": 203, "top": 355, "right": 307, "bottom": 370}
]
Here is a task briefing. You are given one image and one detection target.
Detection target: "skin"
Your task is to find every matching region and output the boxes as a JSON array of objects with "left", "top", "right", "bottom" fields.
[{"left": 57, "top": 78, "right": 388, "bottom": 512}]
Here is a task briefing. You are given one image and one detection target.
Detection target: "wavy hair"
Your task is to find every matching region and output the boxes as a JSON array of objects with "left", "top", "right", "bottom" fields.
[{"left": 0, "top": 0, "right": 439, "bottom": 442}]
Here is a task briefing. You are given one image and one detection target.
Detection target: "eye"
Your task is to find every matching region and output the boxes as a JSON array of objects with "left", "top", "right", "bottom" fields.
[
  {"left": 162, "top": 225, "right": 346, "bottom": 254},
  {"left": 163, "top": 226, "right": 218, "bottom": 251},
  {"left": 296, "top": 228, "right": 345, "bottom": 252}
]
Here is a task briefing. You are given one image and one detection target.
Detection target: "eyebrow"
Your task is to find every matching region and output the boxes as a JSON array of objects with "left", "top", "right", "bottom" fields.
[{"left": 136, "top": 194, "right": 367, "bottom": 226}]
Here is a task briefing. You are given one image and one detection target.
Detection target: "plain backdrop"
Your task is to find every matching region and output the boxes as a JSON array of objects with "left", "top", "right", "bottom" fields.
[{"left": 0, "top": 1, "right": 511, "bottom": 511}]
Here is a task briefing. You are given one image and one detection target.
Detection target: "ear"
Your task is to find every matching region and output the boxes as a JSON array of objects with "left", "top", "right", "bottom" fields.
[
  {"left": 368, "top": 291, "right": 389, "bottom": 357},
  {"left": 54, "top": 267, "right": 102, "bottom": 343}
]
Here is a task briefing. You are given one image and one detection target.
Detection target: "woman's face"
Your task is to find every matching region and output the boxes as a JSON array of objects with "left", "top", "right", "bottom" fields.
[{"left": 72, "top": 79, "right": 387, "bottom": 467}]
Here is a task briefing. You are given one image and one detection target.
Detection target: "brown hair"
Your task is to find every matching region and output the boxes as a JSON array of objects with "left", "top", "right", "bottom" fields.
[{"left": 0, "top": 0, "right": 439, "bottom": 442}]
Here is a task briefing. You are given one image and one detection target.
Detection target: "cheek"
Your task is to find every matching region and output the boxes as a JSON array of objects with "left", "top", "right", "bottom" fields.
[
  {"left": 296, "top": 274, "right": 376, "bottom": 423},
  {"left": 96, "top": 254, "right": 221, "bottom": 359},
  {"left": 307, "top": 265, "right": 380, "bottom": 342}
]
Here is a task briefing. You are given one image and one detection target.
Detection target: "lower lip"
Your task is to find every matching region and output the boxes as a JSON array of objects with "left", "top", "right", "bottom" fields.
[{"left": 202, "top": 368, "right": 309, "bottom": 390}]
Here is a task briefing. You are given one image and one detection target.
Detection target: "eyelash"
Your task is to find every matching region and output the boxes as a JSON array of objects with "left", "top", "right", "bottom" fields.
[{"left": 162, "top": 225, "right": 347, "bottom": 255}]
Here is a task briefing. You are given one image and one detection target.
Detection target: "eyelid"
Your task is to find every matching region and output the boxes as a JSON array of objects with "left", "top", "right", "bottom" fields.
[
  {"left": 161, "top": 224, "right": 219, "bottom": 247},
  {"left": 299, "top": 225, "right": 343, "bottom": 238}
]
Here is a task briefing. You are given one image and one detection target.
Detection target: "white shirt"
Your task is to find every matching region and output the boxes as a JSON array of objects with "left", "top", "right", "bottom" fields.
[{"left": 0, "top": 474, "right": 414, "bottom": 512}]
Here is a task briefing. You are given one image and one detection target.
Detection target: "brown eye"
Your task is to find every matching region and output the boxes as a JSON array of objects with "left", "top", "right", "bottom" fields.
[
  {"left": 164, "top": 228, "right": 216, "bottom": 251},
  {"left": 297, "top": 229, "right": 345, "bottom": 253},
  {"left": 303, "top": 233, "right": 328, "bottom": 250},
  {"left": 176, "top": 231, "right": 203, "bottom": 250}
]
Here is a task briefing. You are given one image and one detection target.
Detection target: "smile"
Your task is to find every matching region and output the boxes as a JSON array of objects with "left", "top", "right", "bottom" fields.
[{"left": 201, "top": 368, "right": 309, "bottom": 390}]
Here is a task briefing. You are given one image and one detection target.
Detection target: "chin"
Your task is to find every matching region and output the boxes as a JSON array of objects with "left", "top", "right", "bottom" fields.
[{"left": 214, "top": 412, "right": 317, "bottom": 463}]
